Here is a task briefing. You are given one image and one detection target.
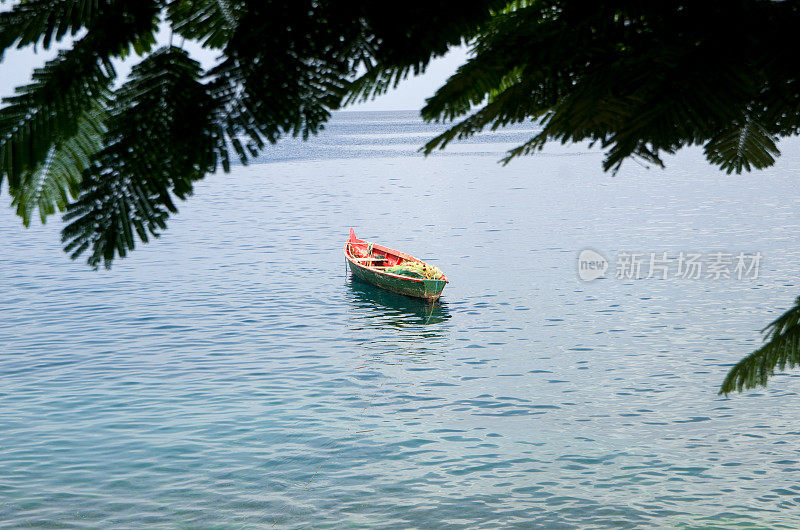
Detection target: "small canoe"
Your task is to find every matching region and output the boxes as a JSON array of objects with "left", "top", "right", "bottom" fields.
[{"left": 344, "top": 228, "right": 449, "bottom": 301}]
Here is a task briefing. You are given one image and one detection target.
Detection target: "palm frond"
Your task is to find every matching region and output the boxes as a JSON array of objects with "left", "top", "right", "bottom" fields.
[
  {"left": 720, "top": 297, "right": 800, "bottom": 394},
  {"left": 62, "top": 46, "right": 223, "bottom": 268},
  {"left": 204, "top": 1, "right": 361, "bottom": 164},
  {"left": 0, "top": 0, "right": 104, "bottom": 57},
  {"left": 167, "top": 0, "right": 244, "bottom": 49},
  {"left": 0, "top": 38, "right": 115, "bottom": 195},
  {"left": 0, "top": 0, "right": 161, "bottom": 196},
  {"left": 704, "top": 116, "right": 780, "bottom": 174},
  {"left": 9, "top": 100, "right": 107, "bottom": 226},
  {"left": 420, "top": 1, "right": 792, "bottom": 173},
  {"left": 423, "top": 75, "right": 547, "bottom": 155},
  {"left": 0, "top": 0, "right": 159, "bottom": 58},
  {"left": 343, "top": 1, "right": 508, "bottom": 109},
  {"left": 421, "top": 57, "right": 513, "bottom": 123},
  {"left": 343, "top": 64, "right": 419, "bottom": 107}
]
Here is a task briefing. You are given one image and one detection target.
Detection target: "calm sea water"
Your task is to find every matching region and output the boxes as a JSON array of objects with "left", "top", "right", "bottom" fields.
[{"left": 2, "top": 111, "right": 800, "bottom": 527}]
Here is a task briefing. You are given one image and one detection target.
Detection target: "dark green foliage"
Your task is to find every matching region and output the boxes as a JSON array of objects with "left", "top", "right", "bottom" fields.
[
  {"left": 62, "top": 47, "right": 221, "bottom": 267},
  {"left": 9, "top": 100, "right": 107, "bottom": 226},
  {"left": 0, "top": 0, "right": 105, "bottom": 55},
  {"left": 205, "top": 0, "right": 504, "bottom": 163},
  {"left": 0, "top": 1, "right": 160, "bottom": 59},
  {"left": 0, "top": 2, "right": 159, "bottom": 226},
  {"left": 419, "top": 1, "right": 800, "bottom": 173},
  {"left": 0, "top": 42, "right": 114, "bottom": 206},
  {"left": 345, "top": 0, "right": 508, "bottom": 104},
  {"left": 704, "top": 118, "right": 780, "bottom": 174},
  {"left": 0, "top": 0, "right": 500, "bottom": 267},
  {"left": 720, "top": 298, "right": 800, "bottom": 395},
  {"left": 166, "top": 0, "right": 242, "bottom": 49}
]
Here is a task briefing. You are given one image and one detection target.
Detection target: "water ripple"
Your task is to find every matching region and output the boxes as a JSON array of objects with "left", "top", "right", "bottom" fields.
[{"left": 2, "top": 111, "right": 800, "bottom": 527}]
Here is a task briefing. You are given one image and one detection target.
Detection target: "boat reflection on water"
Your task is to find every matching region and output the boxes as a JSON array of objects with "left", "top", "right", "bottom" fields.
[
  {"left": 346, "top": 277, "right": 451, "bottom": 363},
  {"left": 345, "top": 275, "right": 450, "bottom": 368},
  {"left": 346, "top": 277, "right": 451, "bottom": 328}
]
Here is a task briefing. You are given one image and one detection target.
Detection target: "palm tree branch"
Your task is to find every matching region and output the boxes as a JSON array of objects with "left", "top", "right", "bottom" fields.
[
  {"left": 8, "top": 100, "right": 107, "bottom": 226},
  {"left": 62, "top": 46, "right": 223, "bottom": 268},
  {"left": 720, "top": 297, "right": 800, "bottom": 394},
  {"left": 0, "top": 36, "right": 115, "bottom": 194},
  {"left": 704, "top": 116, "right": 780, "bottom": 174}
]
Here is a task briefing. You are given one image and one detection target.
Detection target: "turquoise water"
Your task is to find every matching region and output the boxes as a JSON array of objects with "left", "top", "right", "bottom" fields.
[{"left": 2, "top": 111, "right": 800, "bottom": 527}]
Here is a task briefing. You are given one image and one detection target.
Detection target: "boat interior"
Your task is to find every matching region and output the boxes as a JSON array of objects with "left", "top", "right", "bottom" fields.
[{"left": 345, "top": 239, "right": 406, "bottom": 269}]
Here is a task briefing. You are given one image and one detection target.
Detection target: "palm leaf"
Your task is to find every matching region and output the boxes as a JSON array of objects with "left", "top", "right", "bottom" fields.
[
  {"left": 343, "top": 64, "right": 419, "bottom": 107},
  {"left": 0, "top": 0, "right": 104, "bottom": 57},
  {"left": 720, "top": 297, "right": 800, "bottom": 394},
  {"left": 0, "top": 38, "right": 116, "bottom": 195},
  {"left": 0, "top": 0, "right": 159, "bottom": 58},
  {"left": 9, "top": 101, "right": 107, "bottom": 226},
  {"left": 704, "top": 116, "right": 780, "bottom": 174},
  {"left": 0, "top": 1, "right": 160, "bottom": 197},
  {"left": 167, "top": 0, "right": 243, "bottom": 49},
  {"left": 62, "top": 46, "right": 224, "bottom": 268},
  {"left": 420, "top": 2, "right": 785, "bottom": 173}
]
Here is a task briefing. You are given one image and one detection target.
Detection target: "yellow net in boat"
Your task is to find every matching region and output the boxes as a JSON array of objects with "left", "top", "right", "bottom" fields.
[{"left": 384, "top": 261, "right": 444, "bottom": 280}]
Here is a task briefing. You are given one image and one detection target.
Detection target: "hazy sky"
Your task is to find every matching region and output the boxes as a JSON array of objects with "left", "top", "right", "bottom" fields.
[{"left": 0, "top": 28, "right": 469, "bottom": 112}]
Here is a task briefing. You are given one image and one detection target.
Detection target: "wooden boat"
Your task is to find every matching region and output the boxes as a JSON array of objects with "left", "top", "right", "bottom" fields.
[{"left": 344, "top": 228, "right": 449, "bottom": 301}]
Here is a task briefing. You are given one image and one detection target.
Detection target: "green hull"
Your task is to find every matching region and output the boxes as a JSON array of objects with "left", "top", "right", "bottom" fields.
[{"left": 347, "top": 260, "right": 447, "bottom": 301}]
